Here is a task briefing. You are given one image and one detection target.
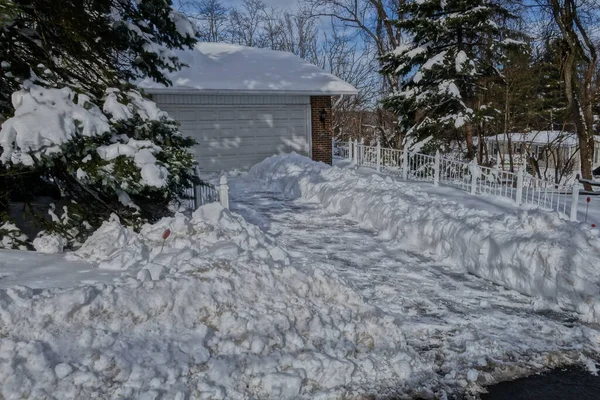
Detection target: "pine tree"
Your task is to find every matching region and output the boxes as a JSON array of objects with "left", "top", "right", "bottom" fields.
[
  {"left": 381, "top": 0, "right": 524, "bottom": 159},
  {"left": 0, "top": 0, "right": 199, "bottom": 248}
]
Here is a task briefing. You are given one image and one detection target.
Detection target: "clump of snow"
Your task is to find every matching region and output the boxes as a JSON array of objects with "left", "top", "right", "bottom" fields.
[
  {"left": 169, "top": 9, "right": 197, "bottom": 38},
  {"left": 0, "top": 81, "right": 110, "bottom": 165},
  {"left": 422, "top": 50, "right": 447, "bottom": 70},
  {"left": 72, "top": 215, "right": 148, "bottom": 270},
  {"left": 103, "top": 89, "right": 168, "bottom": 122},
  {"left": 32, "top": 232, "right": 65, "bottom": 254},
  {"left": 1, "top": 202, "right": 420, "bottom": 398},
  {"left": 249, "top": 154, "right": 600, "bottom": 324},
  {"left": 0, "top": 222, "right": 28, "bottom": 250},
  {"left": 96, "top": 138, "right": 169, "bottom": 188},
  {"left": 455, "top": 50, "right": 468, "bottom": 72}
]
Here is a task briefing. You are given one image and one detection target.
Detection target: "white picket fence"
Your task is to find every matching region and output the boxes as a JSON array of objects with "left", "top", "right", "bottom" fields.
[
  {"left": 183, "top": 170, "right": 230, "bottom": 210},
  {"left": 341, "top": 140, "right": 581, "bottom": 221}
]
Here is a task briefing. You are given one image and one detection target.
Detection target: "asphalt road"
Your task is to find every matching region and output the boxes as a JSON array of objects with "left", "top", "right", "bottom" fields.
[{"left": 483, "top": 366, "right": 600, "bottom": 400}]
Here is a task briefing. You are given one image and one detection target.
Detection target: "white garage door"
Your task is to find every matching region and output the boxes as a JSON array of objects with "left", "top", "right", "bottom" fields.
[{"left": 159, "top": 104, "right": 310, "bottom": 172}]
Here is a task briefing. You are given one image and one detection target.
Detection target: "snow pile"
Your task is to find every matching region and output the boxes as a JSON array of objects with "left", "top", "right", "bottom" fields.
[
  {"left": 32, "top": 232, "right": 65, "bottom": 254},
  {"left": 249, "top": 154, "right": 600, "bottom": 324},
  {"left": 1, "top": 203, "right": 423, "bottom": 399},
  {"left": 0, "top": 81, "right": 110, "bottom": 165}
]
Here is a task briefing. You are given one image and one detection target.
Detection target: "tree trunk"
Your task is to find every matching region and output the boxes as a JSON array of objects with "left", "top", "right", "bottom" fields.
[
  {"left": 465, "top": 124, "right": 475, "bottom": 160},
  {"left": 507, "top": 134, "right": 514, "bottom": 172},
  {"left": 548, "top": 0, "right": 597, "bottom": 189}
]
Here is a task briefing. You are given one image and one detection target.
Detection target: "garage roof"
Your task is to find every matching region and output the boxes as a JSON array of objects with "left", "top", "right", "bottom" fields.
[{"left": 137, "top": 42, "right": 358, "bottom": 96}]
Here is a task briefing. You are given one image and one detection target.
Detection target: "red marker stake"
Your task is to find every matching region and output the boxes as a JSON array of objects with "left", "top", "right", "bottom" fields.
[
  {"left": 585, "top": 197, "right": 591, "bottom": 223},
  {"left": 161, "top": 229, "right": 171, "bottom": 252}
]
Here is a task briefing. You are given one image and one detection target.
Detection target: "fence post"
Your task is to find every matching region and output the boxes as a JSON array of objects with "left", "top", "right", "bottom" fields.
[
  {"left": 348, "top": 139, "right": 353, "bottom": 160},
  {"left": 515, "top": 167, "right": 524, "bottom": 206},
  {"left": 434, "top": 150, "right": 440, "bottom": 187},
  {"left": 376, "top": 140, "right": 381, "bottom": 172},
  {"left": 353, "top": 139, "right": 358, "bottom": 164},
  {"left": 570, "top": 182, "right": 580, "bottom": 221},
  {"left": 470, "top": 159, "right": 477, "bottom": 195},
  {"left": 219, "top": 175, "right": 229, "bottom": 209},
  {"left": 331, "top": 136, "right": 335, "bottom": 158},
  {"left": 402, "top": 146, "right": 408, "bottom": 180}
]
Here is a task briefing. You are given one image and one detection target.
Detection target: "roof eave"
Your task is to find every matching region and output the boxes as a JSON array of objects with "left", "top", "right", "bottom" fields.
[{"left": 140, "top": 87, "right": 359, "bottom": 96}]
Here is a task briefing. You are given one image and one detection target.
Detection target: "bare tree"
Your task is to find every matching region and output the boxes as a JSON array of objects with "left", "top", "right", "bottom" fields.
[
  {"left": 278, "top": 11, "right": 320, "bottom": 62},
  {"left": 304, "top": 0, "right": 403, "bottom": 89},
  {"left": 178, "top": 0, "right": 229, "bottom": 42},
  {"left": 230, "top": 0, "right": 267, "bottom": 47},
  {"left": 315, "top": 20, "right": 382, "bottom": 142},
  {"left": 545, "top": 0, "right": 598, "bottom": 184},
  {"left": 303, "top": 0, "right": 405, "bottom": 147},
  {"left": 258, "top": 7, "right": 286, "bottom": 49}
]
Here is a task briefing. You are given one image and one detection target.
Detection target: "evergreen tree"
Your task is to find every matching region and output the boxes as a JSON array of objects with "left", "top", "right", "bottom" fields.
[
  {"left": 0, "top": 0, "right": 196, "bottom": 115},
  {"left": 381, "top": 0, "right": 524, "bottom": 158},
  {"left": 0, "top": 0, "right": 199, "bottom": 248}
]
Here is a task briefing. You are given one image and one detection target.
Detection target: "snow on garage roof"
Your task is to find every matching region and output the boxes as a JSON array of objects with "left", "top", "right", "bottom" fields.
[{"left": 137, "top": 42, "right": 358, "bottom": 96}]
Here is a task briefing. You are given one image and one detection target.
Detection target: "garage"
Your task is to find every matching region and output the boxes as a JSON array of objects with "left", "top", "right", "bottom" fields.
[
  {"left": 137, "top": 42, "right": 357, "bottom": 172},
  {"left": 154, "top": 95, "right": 311, "bottom": 172}
]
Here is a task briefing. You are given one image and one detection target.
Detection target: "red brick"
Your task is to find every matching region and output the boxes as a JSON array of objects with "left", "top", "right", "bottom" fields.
[{"left": 310, "top": 96, "right": 332, "bottom": 165}]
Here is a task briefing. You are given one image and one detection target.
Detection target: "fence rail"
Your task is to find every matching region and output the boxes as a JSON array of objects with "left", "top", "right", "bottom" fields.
[
  {"left": 183, "top": 168, "right": 230, "bottom": 211},
  {"left": 340, "top": 140, "right": 582, "bottom": 221}
]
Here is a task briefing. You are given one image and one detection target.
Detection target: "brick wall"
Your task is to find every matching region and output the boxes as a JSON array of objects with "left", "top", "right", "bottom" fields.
[{"left": 310, "top": 96, "right": 332, "bottom": 165}]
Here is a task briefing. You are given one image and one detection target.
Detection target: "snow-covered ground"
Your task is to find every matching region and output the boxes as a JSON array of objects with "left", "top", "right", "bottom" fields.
[{"left": 1, "top": 154, "right": 600, "bottom": 399}]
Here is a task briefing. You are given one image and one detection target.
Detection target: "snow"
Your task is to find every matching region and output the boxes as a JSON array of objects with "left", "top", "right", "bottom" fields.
[
  {"left": 32, "top": 232, "right": 65, "bottom": 254},
  {"left": 136, "top": 42, "right": 358, "bottom": 95},
  {"left": 0, "top": 222, "right": 28, "bottom": 250},
  {"left": 103, "top": 89, "right": 168, "bottom": 122},
  {"left": 422, "top": 50, "right": 447, "bottom": 70},
  {"left": 0, "top": 249, "right": 118, "bottom": 289},
  {"left": 439, "top": 80, "right": 461, "bottom": 98},
  {"left": 3, "top": 154, "right": 600, "bottom": 398},
  {"left": 249, "top": 154, "right": 600, "bottom": 324},
  {"left": 0, "top": 203, "right": 416, "bottom": 398},
  {"left": 487, "top": 131, "right": 583, "bottom": 147},
  {"left": 0, "top": 81, "right": 110, "bottom": 165},
  {"left": 455, "top": 50, "right": 468, "bottom": 72},
  {"left": 96, "top": 138, "right": 169, "bottom": 188},
  {"left": 169, "top": 10, "right": 197, "bottom": 38}
]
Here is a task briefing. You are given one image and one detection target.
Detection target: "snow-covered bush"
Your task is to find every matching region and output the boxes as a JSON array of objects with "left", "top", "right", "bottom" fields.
[
  {"left": 0, "top": 84, "right": 197, "bottom": 247},
  {"left": 0, "top": 220, "right": 29, "bottom": 250},
  {"left": 0, "top": 0, "right": 198, "bottom": 250}
]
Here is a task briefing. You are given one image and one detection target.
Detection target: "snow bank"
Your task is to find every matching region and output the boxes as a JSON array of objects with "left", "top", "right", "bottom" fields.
[
  {"left": 249, "top": 154, "right": 600, "bottom": 324},
  {"left": 1, "top": 202, "right": 421, "bottom": 399}
]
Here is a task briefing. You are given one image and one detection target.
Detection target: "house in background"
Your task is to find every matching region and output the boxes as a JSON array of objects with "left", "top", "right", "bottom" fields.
[
  {"left": 137, "top": 42, "right": 357, "bottom": 172},
  {"left": 485, "top": 131, "right": 600, "bottom": 176}
]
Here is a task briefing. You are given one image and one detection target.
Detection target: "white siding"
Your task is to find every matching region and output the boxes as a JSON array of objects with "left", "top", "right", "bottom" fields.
[
  {"left": 152, "top": 93, "right": 310, "bottom": 106},
  {"left": 155, "top": 94, "right": 311, "bottom": 172}
]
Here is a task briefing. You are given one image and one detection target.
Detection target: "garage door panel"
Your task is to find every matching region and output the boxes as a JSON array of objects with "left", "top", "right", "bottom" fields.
[{"left": 158, "top": 102, "right": 310, "bottom": 172}]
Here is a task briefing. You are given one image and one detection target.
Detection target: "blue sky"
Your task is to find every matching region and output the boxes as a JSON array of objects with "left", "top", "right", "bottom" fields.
[{"left": 208, "top": 0, "right": 299, "bottom": 10}]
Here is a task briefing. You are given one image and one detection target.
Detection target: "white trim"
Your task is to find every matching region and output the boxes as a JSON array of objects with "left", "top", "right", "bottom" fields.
[
  {"left": 151, "top": 93, "right": 310, "bottom": 106},
  {"left": 142, "top": 88, "right": 358, "bottom": 96}
]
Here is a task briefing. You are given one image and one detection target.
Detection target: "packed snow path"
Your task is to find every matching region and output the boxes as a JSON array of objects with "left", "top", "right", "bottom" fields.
[{"left": 230, "top": 172, "right": 600, "bottom": 393}]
